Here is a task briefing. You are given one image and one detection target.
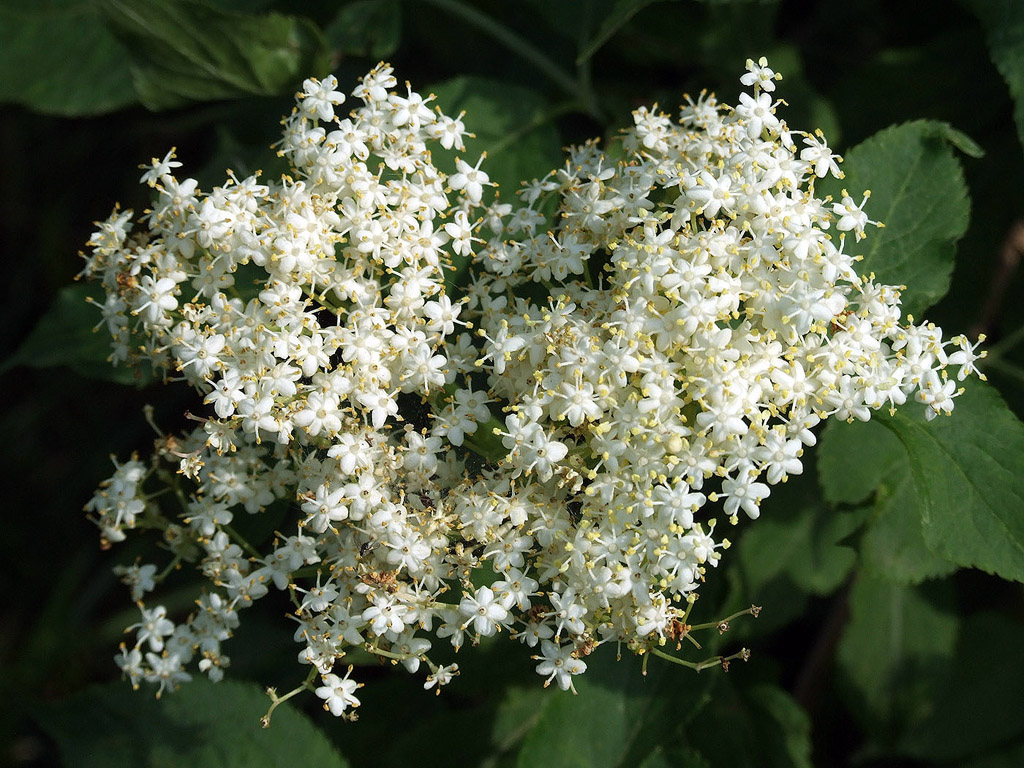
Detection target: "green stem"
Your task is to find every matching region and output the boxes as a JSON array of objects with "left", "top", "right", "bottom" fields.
[
  {"left": 155, "top": 467, "right": 191, "bottom": 516},
  {"left": 288, "top": 583, "right": 303, "bottom": 613},
  {"left": 261, "top": 667, "right": 318, "bottom": 728},
  {"left": 223, "top": 524, "right": 262, "bottom": 560},
  {"left": 364, "top": 643, "right": 411, "bottom": 662},
  {"left": 648, "top": 646, "right": 724, "bottom": 672},
  {"left": 689, "top": 605, "right": 759, "bottom": 632},
  {"left": 573, "top": 1, "right": 602, "bottom": 120},
  {"left": 680, "top": 595, "right": 697, "bottom": 624},
  {"left": 649, "top": 646, "right": 751, "bottom": 672},
  {"left": 419, "top": 0, "right": 579, "bottom": 99},
  {"left": 155, "top": 554, "right": 182, "bottom": 583}
]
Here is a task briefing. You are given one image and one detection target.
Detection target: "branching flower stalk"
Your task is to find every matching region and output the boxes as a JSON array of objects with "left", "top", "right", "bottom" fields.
[{"left": 82, "top": 59, "right": 981, "bottom": 717}]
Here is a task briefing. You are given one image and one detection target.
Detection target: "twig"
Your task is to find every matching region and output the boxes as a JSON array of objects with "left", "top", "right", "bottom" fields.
[{"left": 971, "top": 219, "right": 1024, "bottom": 341}]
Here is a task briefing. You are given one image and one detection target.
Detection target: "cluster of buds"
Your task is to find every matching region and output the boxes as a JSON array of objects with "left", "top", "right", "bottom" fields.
[{"left": 82, "top": 60, "right": 981, "bottom": 715}]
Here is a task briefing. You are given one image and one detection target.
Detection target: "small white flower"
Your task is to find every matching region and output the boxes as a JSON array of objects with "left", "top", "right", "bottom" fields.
[
  {"left": 459, "top": 586, "right": 509, "bottom": 636},
  {"left": 533, "top": 640, "right": 586, "bottom": 691},
  {"left": 316, "top": 668, "right": 362, "bottom": 716},
  {"left": 424, "top": 663, "right": 459, "bottom": 693},
  {"left": 450, "top": 155, "right": 492, "bottom": 204}
]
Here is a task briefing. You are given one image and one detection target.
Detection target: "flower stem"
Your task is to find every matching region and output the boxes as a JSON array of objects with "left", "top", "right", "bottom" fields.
[
  {"left": 224, "top": 524, "right": 262, "bottom": 560},
  {"left": 261, "top": 667, "right": 318, "bottom": 728},
  {"left": 649, "top": 645, "right": 752, "bottom": 672},
  {"left": 363, "top": 642, "right": 410, "bottom": 662},
  {"left": 572, "top": 1, "right": 602, "bottom": 119},
  {"left": 689, "top": 605, "right": 761, "bottom": 632},
  {"left": 155, "top": 554, "right": 182, "bottom": 583},
  {"left": 648, "top": 646, "right": 723, "bottom": 672}
]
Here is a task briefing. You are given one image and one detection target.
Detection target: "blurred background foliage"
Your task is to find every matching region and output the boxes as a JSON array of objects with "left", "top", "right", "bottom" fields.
[{"left": 2, "top": 0, "right": 1024, "bottom": 766}]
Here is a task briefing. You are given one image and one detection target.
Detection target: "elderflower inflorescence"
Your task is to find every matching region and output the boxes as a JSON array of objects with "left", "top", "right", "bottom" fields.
[{"left": 84, "top": 61, "right": 979, "bottom": 714}]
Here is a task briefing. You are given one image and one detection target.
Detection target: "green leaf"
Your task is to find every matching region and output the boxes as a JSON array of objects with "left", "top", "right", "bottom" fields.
[
  {"left": 101, "top": 0, "right": 328, "bottom": 110},
  {"left": 324, "top": 0, "right": 401, "bottom": 59},
  {"left": 968, "top": 0, "right": 1024, "bottom": 155},
  {"left": 897, "top": 612, "right": 1024, "bottom": 761},
  {"left": 430, "top": 77, "right": 563, "bottom": 196},
  {"left": 738, "top": 464, "right": 864, "bottom": 597},
  {"left": 2, "top": 283, "right": 151, "bottom": 386},
  {"left": 685, "top": 683, "right": 813, "bottom": 768},
  {"left": 637, "top": 745, "right": 710, "bottom": 768},
  {"left": 429, "top": 76, "right": 563, "bottom": 288},
  {"left": 836, "top": 574, "right": 958, "bottom": 735},
  {"left": 821, "top": 379, "right": 1024, "bottom": 586},
  {"left": 36, "top": 678, "right": 349, "bottom": 768},
  {"left": 818, "top": 419, "right": 904, "bottom": 506},
  {"left": 819, "top": 120, "right": 973, "bottom": 316},
  {"left": 819, "top": 419, "right": 958, "bottom": 583},
  {"left": 929, "top": 121, "right": 986, "bottom": 159},
  {"left": 492, "top": 685, "right": 548, "bottom": 755},
  {"left": 0, "top": 0, "right": 137, "bottom": 115},
  {"left": 784, "top": 508, "right": 863, "bottom": 595},
  {"left": 515, "top": 647, "right": 713, "bottom": 768},
  {"left": 860, "top": 472, "right": 958, "bottom": 583},
  {"left": 879, "top": 381, "right": 1024, "bottom": 582},
  {"left": 738, "top": 499, "right": 864, "bottom": 597}
]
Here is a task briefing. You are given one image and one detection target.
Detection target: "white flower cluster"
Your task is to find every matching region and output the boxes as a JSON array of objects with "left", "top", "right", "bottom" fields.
[{"left": 83, "top": 60, "right": 981, "bottom": 714}]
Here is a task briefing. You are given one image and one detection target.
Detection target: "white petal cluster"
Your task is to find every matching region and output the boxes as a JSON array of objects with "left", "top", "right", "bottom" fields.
[
  {"left": 83, "top": 62, "right": 979, "bottom": 712},
  {"left": 83, "top": 66, "right": 493, "bottom": 706},
  {"left": 459, "top": 63, "right": 980, "bottom": 677}
]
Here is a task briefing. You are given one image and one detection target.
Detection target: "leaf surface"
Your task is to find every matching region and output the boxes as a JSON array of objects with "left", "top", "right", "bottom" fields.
[
  {"left": 820, "top": 120, "right": 973, "bottom": 316},
  {"left": 837, "top": 575, "right": 957, "bottom": 737},
  {"left": 880, "top": 382, "right": 1024, "bottom": 583},
  {"left": 37, "top": 678, "right": 349, "bottom": 768},
  {"left": 102, "top": 0, "right": 327, "bottom": 110},
  {"left": 3, "top": 283, "right": 152, "bottom": 386},
  {"left": 819, "top": 419, "right": 958, "bottom": 583},
  {"left": 969, "top": 0, "right": 1024, "bottom": 154},
  {"left": 516, "top": 647, "right": 713, "bottom": 768},
  {"left": 0, "top": 0, "right": 136, "bottom": 115}
]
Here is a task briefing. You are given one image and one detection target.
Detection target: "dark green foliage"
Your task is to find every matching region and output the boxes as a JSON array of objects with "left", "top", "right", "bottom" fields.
[{"left": 5, "top": 1, "right": 1024, "bottom": 766}]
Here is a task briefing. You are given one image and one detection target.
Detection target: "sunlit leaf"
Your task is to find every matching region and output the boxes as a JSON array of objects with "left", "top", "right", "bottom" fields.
[
  {"left": 819, "top": 120, "right": 973, "bottom": 316},
  {"left": 880, "top": 382, "right": 1024, "bottom": 583},
  {"left": 101, "top": 0, "right": 327, "bottom": 110}
]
